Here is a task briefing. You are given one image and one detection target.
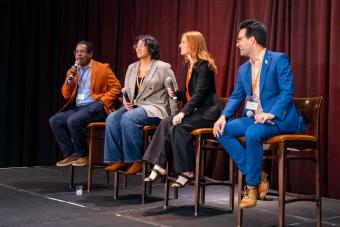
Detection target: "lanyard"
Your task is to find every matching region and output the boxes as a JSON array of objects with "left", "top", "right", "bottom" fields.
[
  {"left": 136, "top": 76, "right": 145, "bottom": 92},
  {"left": 251, "top": 59, "right": 262, "bottom": 93}
]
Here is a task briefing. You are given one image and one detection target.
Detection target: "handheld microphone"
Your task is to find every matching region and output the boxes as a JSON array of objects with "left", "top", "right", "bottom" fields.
[
  {"left": 122, "top": 88, "right": 131, "bottom": 103},
  {"left": 166, "top": 77, "right": 178, "bottom": 102},
  {"left": 246, "top": 110, "right": 276, "bottom": 126},
  {"left": 67, "top": 61, "right": 80, "bottom": 85}
]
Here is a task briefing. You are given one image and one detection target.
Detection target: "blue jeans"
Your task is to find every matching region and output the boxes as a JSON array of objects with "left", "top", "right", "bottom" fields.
[
  {"left": 104, "top": 107, "right": 161, "bottom": 163},
  {"left": 217, "top": 117, "right": 281, "bottom": 186}
]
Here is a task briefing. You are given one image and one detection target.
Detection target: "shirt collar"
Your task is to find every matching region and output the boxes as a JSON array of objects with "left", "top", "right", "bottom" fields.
[{"left": 249, "top": 48, "right": 266, "bottom": 65}]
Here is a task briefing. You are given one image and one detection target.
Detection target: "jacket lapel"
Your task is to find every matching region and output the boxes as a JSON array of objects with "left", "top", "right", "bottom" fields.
[
  {"left": 136, "top": 60, "right": 156, "bottom": 99},
  {"left": 129, "top": 62, "right": 138, "bottom": 99},
  {"left": 90, "top": 60, "right": 98, "bottom": 92},
  {"left": 244, "top": 63, "right": 252, "bottom": 96},
  {"left": 259, "top": 50, "right": 272, "bottom": 95}
]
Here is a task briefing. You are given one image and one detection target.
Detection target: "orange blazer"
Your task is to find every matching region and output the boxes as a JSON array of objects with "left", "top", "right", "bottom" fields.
[{"left": 59, "top": 59, "right": 122, "bottom": 114}]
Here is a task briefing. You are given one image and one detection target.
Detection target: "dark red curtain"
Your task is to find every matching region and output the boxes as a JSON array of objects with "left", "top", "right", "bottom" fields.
[{"left": 1, "top": 0, "right": 339, "bottom": 199}]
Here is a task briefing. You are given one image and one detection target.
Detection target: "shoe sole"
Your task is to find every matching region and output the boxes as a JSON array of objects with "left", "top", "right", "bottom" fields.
[
  {"left": 56, "top": 162, "right": 74, "bottom": 167},
  {"left": 72, "top": 163, "right": 88, "bottom": 167},
  {"left": 239, "top": 203, "right": 257, "bottom": 209}
]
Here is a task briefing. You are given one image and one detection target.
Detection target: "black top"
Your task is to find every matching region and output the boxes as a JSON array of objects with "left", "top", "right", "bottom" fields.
[{"left": 176, "top": 60, "right": 221, "bottom": 121}]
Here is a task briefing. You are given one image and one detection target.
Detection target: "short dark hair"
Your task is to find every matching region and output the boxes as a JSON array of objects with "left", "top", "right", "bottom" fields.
[
  {"left": 76, "top": 40, "right": 95, "bottom": 53},
  {"left": 134, "top": 35, "right": 160, "bottom": 60},
  {"left": 239, "top": 19, "right": 267, "bottom": 48}
]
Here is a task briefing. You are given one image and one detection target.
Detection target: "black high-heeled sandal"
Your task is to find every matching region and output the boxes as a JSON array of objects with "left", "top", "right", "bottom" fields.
[
  {"left": 144, "top": 168, "right": 165, "bottom": 182},
  {"left": 171, "top": 173, "right": 195, "bottom": 188}
]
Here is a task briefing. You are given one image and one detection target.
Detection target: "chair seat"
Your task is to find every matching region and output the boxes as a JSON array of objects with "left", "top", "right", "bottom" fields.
[
  {"left": 265, "top": 134, "right": 317, "bottom": 143},
  {"left": 87, "top": 122, "right": 105, "bottom": 128},
  {"left": 191, "top": 128, "right": 213, "bottom": 135},
  {"left": 143, "top": 125, "right": 158, "bottom": 131},
  {"left": 239, "top": 134, "right": 317, "bottom": 144}
]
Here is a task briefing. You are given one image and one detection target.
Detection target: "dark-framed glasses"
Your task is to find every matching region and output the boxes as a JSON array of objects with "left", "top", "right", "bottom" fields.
[
  {"left": 73, "top": 50, "right": 88, "bottom": 55},
  {"left": 134, "top": 43, "right": 146, "bottom": 49}
]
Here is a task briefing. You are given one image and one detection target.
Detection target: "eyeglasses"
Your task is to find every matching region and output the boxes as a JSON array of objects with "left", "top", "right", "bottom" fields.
[
  {"left": 73, "top": 50, "right": 89, "bottom": 55},
  {"left": 134, "top": 43, "right": 146, "bottom": 49},
  {"left": 237, "top": 36, "right": 247, "bottom": 42}
]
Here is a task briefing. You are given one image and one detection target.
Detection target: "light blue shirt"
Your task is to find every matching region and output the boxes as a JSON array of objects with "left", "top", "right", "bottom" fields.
[{"left": 76, "top": 62, "right": 95, "bottom": 106}]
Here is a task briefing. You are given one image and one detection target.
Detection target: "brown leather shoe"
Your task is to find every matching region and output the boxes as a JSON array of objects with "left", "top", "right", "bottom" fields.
[
  {"left": 56, "top": 156, "right": 80, "bottom": 167},
  {"left": 239, "top": 187, "right": 258, "bottom": 208},
  {"left": 72, "top": 157, "right": 88, "bottom": 167},
  {"left": 105, "top": 161, "right": 127, "bottom": 172},
  {"left": 258, "top": 171, "right": 269, "bottom": 200},
  {"left": 124, "top": 162, "right": 143, "bottom": 175}
]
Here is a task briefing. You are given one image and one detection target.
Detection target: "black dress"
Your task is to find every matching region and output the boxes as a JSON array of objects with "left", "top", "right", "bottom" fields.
[{"left": 143, "top": 60, "right": 221, "bottom": 173}]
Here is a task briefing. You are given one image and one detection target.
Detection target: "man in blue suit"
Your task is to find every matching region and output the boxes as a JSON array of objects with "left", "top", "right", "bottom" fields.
[{"left": 213, "top": 20, "right": 305, "bottom": 208}]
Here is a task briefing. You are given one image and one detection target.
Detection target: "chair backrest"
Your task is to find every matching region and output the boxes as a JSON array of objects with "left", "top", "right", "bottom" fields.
[{"left": 293, "top": 97, "right": 322, "bottom": 137}]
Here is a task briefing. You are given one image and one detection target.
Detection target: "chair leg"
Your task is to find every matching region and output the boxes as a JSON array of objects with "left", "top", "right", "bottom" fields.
[
  {"left": 229, "top": 159, "right": 235, "bottom": 211},
  {"left": 163, "top": 163, "right": 170, "bottom": 210},
  {"left": 106, "top": 171, "right": 110, "bottom": 187},
  {"left": 237, "top": 170, "right": 243, "bottom": 227},
  {"left": 113, "top": 172, "right": 119, "bottom": 200},
  {"left": 69, "top": 165, "right": 75, "bottom": 189},
  {"left": 315, "top": 147, "right": 321, "bottom": 227},
  {"left": 147, "top": 171, "right": 152, "bottom": 196},
  {"left": 200, "top": 146, "right": 206, "bottom": 205},
  {"left": 123, "top": 174, "right": 127, "bottom": 189},
  {"left": 142, "top": 162, "right": 147, "bottom": 204},
  {"left": 87, "top": 164, "right": 93, "bottom": 192},
  {"left": 87, "top": 127, "right": 94, "bottom": 193},
  {"left": 278, "top": 142, "right": 286, "bottom": 227},
  {"left": 194, "top": 135, "right": 203, "bottom": 216},
  {"left": 173, "top": 187, "right": 178, "bottom": 199}
]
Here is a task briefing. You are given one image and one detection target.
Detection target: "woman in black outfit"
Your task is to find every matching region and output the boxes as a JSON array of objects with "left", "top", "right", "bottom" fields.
[{"left": 143, "top": 31, "right": 221, "bottom": 188}]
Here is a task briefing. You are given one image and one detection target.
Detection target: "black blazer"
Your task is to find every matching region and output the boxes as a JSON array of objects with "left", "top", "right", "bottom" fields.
[{"left": 176, "top": 60, "right": 221, "bottom": 121}]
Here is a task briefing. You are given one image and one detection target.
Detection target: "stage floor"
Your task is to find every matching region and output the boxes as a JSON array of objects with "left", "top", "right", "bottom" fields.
[{"left": 0, "top": 166, "right": 339, "bottom": 226}]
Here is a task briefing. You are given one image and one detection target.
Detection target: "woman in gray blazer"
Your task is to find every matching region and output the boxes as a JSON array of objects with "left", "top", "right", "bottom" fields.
[
  {"left": 143, "top": 31, "right": 221, "bottom": 188},
  {"left": 104, "top": 35, "right": 178, "bottom": 174}
]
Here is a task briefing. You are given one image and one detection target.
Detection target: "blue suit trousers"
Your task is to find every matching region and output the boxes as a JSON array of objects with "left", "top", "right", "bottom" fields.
[{"left": 217, "top": 117, "right": 281, "bottom": 186}]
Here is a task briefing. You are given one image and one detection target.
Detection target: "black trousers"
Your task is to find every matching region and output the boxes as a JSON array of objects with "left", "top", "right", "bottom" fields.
[
  {"left": 143, "top": 110, "right": 215, "bottom": 173},
  {"left": 49, "top": 100, "right": 106, "bottom": 157}
]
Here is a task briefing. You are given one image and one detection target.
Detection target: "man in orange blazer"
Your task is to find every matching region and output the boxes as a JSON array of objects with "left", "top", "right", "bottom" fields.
[{"left": 49, "top": 41, "right": 122, "bottom": 167}]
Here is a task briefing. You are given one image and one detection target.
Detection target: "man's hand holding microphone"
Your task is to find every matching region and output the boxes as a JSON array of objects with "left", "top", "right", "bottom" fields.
[{"left": 67, "top": 61, "right": 80, "bottom": 86}]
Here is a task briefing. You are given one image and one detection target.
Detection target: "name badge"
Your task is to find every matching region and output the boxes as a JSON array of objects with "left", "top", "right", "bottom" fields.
[
  {"left": 246, "top": 101, "right": 259, "bottom": 111},
  {"left": 77, "top": 93, "right": 85, "bottom": 101}
]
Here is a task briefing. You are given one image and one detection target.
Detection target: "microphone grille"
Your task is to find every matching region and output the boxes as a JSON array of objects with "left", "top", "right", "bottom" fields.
[{"left": 246, "top": 110, "right": 254, "bottom": 117}]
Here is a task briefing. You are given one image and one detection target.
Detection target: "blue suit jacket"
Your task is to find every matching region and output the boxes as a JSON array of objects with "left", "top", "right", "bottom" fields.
[{"left": 222, "top": 50, "right": 305, "bottom": 133}]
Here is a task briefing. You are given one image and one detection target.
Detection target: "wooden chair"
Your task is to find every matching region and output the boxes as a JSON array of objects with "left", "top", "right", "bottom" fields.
[
  {"left": 69, "top": 122, "right": 110, "bottom": 192},
  {"left": 237, "top": 97, "right": 323, "bottom": 227},
  {"left": 164, "top": 97, "right": 235, "bottom": 216},
  {"left": 113, "top": 125, "right": 158, "bottom": 203}
]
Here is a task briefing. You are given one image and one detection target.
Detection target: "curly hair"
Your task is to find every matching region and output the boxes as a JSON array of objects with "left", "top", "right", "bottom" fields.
[{"left": 134, "top": 34, "right": 160, "bottom": 60}]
